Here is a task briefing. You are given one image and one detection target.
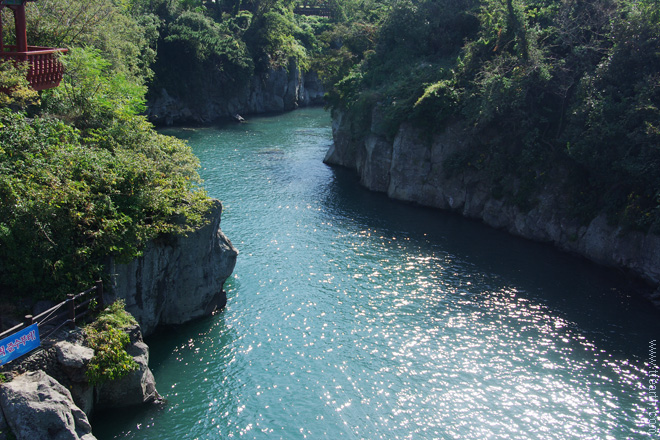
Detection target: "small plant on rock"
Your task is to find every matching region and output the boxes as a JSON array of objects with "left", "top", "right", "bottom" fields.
[{"left": 84, "top": 300, "right": 139, "bottom": 385}]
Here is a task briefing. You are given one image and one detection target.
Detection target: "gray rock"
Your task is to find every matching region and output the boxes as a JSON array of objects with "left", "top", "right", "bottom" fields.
[
  {"left": 327, "top": 110, "right": 660, "bottom": 292},
  {"left": 0, "top": 404, "right": 8, "bottom": 440},
  {"left": 107, "top": 199, "right": 238, "bottom": 336},
  {"left": 146, "top": 63, "right": 324, "bottom": 126},
  {"left": 54, "top": 341, "right": 96, "bottom": 415},
  {"left": 94, "top": 327, "right": 158, "bottom": 410},
  {"left": 56, "top": 342, "right": 94, "bottom": 378},
  {"left": 0, "top": 370, "right": 96, "bottom": 440}
]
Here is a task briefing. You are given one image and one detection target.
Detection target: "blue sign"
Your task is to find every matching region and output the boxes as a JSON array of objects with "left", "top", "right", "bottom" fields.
[{"left": 0, "top": 324, "right": 40, "bottom": 366}]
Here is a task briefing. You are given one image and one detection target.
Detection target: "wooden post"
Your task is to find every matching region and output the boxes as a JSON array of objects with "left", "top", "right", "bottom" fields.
[
  {"left": 0, "top": 8, "right": 4, "bottom": 53},
  {"left": 10, "top": 4, "right": 28, "bottom": 53},
  {"left": 67, "top": 294, "right": 75, "bottom": 329},
  {"left": 95, "top": 280, "right": 104, "bottom": 309},
  {"left": 23, "top": 315, "right": 33, "bottom": 328}
]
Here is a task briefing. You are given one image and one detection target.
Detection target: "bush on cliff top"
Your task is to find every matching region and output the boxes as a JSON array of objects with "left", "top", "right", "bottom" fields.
[{"left": 0, "top": 106, "right": 210, "bottom": 300}]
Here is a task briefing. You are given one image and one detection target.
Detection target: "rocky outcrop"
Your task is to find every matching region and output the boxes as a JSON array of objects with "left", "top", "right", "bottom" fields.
[
  {"left": 326, "top": 109, "right": 660, "bottom": 293},
  {"left": 0, "top": 197, "right": 234, "bottom": 438},
  {"left": 1, "top": 324, "right": 159, "bottom": 416},
  {"left": 147, "top": 64, "right": 325, "bottom": 125},
  {"left": 0, "top": 370, "right": 96, "bottom": 440},
  {"left": 0, "top": 323, "right": 159, "bottom": 438},
  {"left": 106, "top": 199, "right": 238, "bottom": 336},
  {"left": 94, "top": 325, "right": 158, "bottom": 411}
]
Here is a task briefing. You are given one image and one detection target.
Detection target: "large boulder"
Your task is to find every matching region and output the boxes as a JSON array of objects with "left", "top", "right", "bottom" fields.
[
  {"left": 0, "top": 370, "right": 96, "bottom": 440},
  {"left": 107, "top": 199, "right": 238, "bottom": 336},
  {"left": 55, "top": 341, "right": 95, "bottom": 415}
]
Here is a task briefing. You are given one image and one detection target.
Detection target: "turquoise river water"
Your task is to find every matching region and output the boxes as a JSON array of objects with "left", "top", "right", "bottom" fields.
[{"left": 95, "top": 107, "right": 659, "bottom": 439}]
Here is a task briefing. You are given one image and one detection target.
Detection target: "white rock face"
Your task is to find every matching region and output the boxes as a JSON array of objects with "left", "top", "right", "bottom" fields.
[
  {"left": 326, "top": 109, "right": 660, "bottom": 291},
  {"left": 0, "top": 371, "right": 96, "bottom": 440},
  {"left": 107, "top": 199, "right": 238, "bottom": 336}
]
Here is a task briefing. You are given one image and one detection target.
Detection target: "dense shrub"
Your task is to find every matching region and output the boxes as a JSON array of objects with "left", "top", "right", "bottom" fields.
[
  {"left": 0, "top": 109, "right": 209, "bottom": 300},
  {"left": 84, "top": 300, "right": 139, "bottom": 385}
]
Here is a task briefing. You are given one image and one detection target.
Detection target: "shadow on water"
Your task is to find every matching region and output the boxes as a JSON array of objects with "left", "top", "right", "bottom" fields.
[
  {"left": 323, "top": 165, "right": 660, "bottom": 357},
  {"left": 91, "top": 311, "right": 237, "bottom": 436}
]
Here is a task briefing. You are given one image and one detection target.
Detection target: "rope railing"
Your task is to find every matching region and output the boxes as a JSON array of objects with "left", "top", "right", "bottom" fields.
[{"left": 0, "top": 280, "right": 104, "bottom": 342}]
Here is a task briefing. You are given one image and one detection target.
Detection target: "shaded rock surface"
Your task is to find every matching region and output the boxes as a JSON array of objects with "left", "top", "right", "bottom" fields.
[
  {"left": 0, "top": 402, "right": 7, "bottom": 440},
  {"left": 106, "top": 199, "right": 238, "bottom": 336},
  {"left": 0, "top": 370, "right": 96, "bottom": 440},
  {"left": 147, "top": 65, "right": 324, "bottom": 125},
  {"left": 326, "top": 109, "right": 660, "bottom": 294},
  {"left": 55, "top": 341, "right": 95, "bottom": 415}
]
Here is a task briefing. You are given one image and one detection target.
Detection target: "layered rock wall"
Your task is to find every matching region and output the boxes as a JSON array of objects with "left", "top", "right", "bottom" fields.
[
  {"left": 325, "top": 110, "right": 660, "bottom": 292},
  {"left": 148, "top": 64, "right": 324, "bottom": 125},
  {"left": 106, "top": 199, "right": 238, "bottom": 336}
]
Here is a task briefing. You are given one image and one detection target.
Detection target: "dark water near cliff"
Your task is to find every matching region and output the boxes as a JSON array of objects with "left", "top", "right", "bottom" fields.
[{"left": 96, "top": 108, "right": 659, "bottom": 439}]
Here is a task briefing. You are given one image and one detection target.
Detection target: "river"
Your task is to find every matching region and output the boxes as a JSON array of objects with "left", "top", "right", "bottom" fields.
[{"left": 94, "top": 107, "right": 659, "bottom": 439}]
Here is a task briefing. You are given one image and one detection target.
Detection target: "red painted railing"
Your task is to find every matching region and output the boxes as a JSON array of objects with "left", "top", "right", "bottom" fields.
[{"left": 1, "top": 45, "right": 67, "bottom": 91}]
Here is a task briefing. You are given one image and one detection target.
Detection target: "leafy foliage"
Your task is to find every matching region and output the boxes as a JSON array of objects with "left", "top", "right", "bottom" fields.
[
  {"left": 154, "top": 9, "right": 254, "bottom": 100},
  {"left": 0, "top": 61, "right": 39, "bottom": 109},
  {"left": 41, "top": 47, "right": 147, "bottom": 128},
  {"left": 142, "top": 0, "right": 328, "bottom": 106},
  {"left": 22, "top": 0, "right": 158, "bottom": 83},
  {"left": 0, "top": 108, "right": 209, "bottom": 300},
  {"left": 88, "top": 299, "right": 138, "bottom": 333},
  {"left": 84, "top": 300, "right": 139, "bottom": 386},
  {"left": 327, "top": 0, "right": 660, "bottom": 231}
]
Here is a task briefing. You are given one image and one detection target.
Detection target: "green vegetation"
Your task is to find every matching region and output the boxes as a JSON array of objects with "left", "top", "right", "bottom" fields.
[
  {"left": 1, "top": 0, "right": 657, "bottom": 305},
  {"left": 0, "top": 0, "right": 340, "bottom": 304},
  {"left": 323, "top": 0, "right": 660, "bottom": 232},
  {"left": 84, "top": 300, "right": 139, "bottom": 385},
  {"left": 126, "top": 0, "right": 332, "bottom": 107},
  {"left": 0, "top": 0, "right": 210, "bottom": 302}
]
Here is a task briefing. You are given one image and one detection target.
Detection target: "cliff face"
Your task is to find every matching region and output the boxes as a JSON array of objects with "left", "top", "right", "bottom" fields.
[
  {"left": 147, "top": 64, "right": 324, "bottom": 125},
  {"left": 325, "top": 109, "right": 660, "bottom": 293},
  {"left": 106, "top": 199, "right": 238, "bottom": 336}
]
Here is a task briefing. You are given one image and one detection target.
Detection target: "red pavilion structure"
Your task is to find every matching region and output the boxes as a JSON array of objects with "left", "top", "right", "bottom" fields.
[{"left": 0, "top": 0, "right": 66, "bottom": 90}]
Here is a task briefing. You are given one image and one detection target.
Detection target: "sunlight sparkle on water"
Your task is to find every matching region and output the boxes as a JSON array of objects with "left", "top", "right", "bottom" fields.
[{"left": 95, "top": 108, "right": 659, "bottom": 440}]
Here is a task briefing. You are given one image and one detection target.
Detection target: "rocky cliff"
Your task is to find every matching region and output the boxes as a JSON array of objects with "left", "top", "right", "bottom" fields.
[
  {"left": 0, "top": 325, "right": 157, "bottom": 440},
  {"left": 0, "top": 199, "right": 236, "bottom": 439},
  {"left": 147, "top": 64, "right": 324, "bottom": 126},
  {"left": 106, "top": 199, "right": 238, "bottom": 336},
  {"left": 325, "top": 109, "right": 660, "bottom": 296}
]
